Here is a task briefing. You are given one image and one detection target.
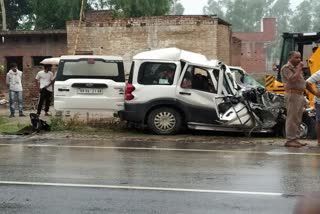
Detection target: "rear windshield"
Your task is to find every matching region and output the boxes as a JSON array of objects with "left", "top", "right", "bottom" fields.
[{"left": 56, "top": 58, "right": 125, "bottom": 82}]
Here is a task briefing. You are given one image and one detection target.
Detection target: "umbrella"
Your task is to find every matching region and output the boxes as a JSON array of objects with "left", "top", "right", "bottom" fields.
[{"left": 40, "top": 57, "right": 60, "bottom": 65}]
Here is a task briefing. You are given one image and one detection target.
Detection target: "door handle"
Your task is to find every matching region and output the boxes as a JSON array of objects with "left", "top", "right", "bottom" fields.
[{"left": 179, "top": 92, "right": 191, "bottom": 95}]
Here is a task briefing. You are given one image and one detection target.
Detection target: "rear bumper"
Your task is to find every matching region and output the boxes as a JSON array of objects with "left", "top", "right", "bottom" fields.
[{"left": 118, "top": 104, "right": 147, "bottom": 123}]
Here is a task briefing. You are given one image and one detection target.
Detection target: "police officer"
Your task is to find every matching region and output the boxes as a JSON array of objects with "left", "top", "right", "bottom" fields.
[{"left": 281, "top": 51, "right": 307, "bottom": 147}]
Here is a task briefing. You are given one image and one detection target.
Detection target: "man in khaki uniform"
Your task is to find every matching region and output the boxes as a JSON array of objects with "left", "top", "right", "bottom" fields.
[{"left": 281, "top": 51, "right": 306, "bottom": 147}]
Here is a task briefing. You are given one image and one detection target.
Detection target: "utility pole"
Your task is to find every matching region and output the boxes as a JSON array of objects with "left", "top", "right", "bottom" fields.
[
  {"left": 73, "top": 0, "right": 86, "bottom": 55},
  {"left": 0, "top": 0, "right": 6, "bottom": 31}
]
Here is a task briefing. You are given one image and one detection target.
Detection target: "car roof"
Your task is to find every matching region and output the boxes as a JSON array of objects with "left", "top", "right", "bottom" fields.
[
  {"left": 60, "top": 55, "right": 123, "bottom": 61},
  {"left": 228, "top": 66, "right": 245, "bottom": 71},
  {"left": 133, "top": 48, "right": 220, "bottom": 68}
]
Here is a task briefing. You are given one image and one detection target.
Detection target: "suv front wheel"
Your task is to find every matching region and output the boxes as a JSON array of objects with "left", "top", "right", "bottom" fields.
[{"left": 147, "top": 107, "right": 182, "bottom": 135}]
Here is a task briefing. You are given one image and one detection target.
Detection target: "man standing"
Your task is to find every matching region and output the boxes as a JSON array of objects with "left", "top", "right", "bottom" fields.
[
  {"left": 281, "top": 51, "right": 306, "bottom": 147},
  {"left": 6, "top": 63, "right": 25, "bottom": 117},
  {"left": 306, "top": 71, "right": 320, "bottom": 146},
  {"left": 36, "top": 64, "right": 54, "bottom": 116}
]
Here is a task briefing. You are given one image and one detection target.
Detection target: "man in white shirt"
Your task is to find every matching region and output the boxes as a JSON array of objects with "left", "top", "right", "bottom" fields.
[
  {"left": 35, "top": 64, "right": 55, "bottom": 116},
  {"left": 6, "top": 63, "right": 25, "bottom": 118},
  {"left": 306, "top": 70, "right": 320, "bottom": 146}
]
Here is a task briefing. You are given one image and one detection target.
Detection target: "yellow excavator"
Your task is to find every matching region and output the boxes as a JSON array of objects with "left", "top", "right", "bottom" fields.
[
  {"left": 266, "top": 32, "right": 320, "bottom": 108},
  {"left": 265, "top": 32, "right": 320, "bottom": 138}
]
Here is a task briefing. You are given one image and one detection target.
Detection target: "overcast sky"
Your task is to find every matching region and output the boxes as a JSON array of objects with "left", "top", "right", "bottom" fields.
[{"left": 180, "top": 0, "right": 304, "bottom": 15}]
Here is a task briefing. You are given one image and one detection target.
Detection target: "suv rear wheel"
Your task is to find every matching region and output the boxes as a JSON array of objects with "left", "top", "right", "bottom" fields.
[{"left": 147, "top": 107, "right": 182, "bottom": 135}]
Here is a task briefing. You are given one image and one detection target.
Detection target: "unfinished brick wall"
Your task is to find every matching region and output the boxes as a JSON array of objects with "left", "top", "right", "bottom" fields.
[
  {"left": 231, "top": 36, "right": 242, "bottom": 66},
  {"left": 232, "top": 18, "right": 276, "bottom": 73},
  {"left": 67, "top": 13, "right": 231, "bottom": 71},
  {"left": 217, "top": 23, "right": 232, "bottom": 64}
]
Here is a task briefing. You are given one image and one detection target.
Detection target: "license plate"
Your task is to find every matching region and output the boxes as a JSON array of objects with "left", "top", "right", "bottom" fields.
[{"left": 77, "top": 88, "right": 103, "bottom": 94}]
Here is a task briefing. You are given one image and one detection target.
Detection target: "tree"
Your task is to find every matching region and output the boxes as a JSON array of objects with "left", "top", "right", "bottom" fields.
[
  {"left": 0, "top": 0, "right": 6, "bottom": 30},
  {"left": 0, "top": 0, "right": 29, "bottom": 30},
  {"left": 266, "top": 0, "right": 292, "bottom": 61},
  {"left": 203, "top": 0, "right": 274, "bottom": 32},
  {"left": 310, "top": 0, "right": 320, "bottom": 31},
  {"left": 170, "top": 0, "right": 185, "bottom": 15},
  {"left": 107, "top": 0, "right": 172, "bottom": 17},
  {"left": 24, "top": 0, "right": 89, "bottom": 30},
  {"left": 203, "top": 0, "right": 224, "bottom": 18},
  {"left": 87, "top": 0, "right": 109, "bottom": 10},
  {"left": 290, "top": 0, "right": 312, "bottom": 32}
]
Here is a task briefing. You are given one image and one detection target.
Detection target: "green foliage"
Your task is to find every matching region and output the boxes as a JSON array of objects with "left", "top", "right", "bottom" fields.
[
  {"left": 171, "top": 1, "right": 185, "bottom": 15},
  {"left": 203, "top": 0, "right": 320, "bottom": 63},
  {"left": 204, "top": 0, "right": 277, "bottom": 32},
  {"left": 107, "top": 0, "right": 172, "bottom": 17},
  {"left": 25, "top": 0, "right": 85, "bottom": 30},
  {"left": 0, "top": 0, "right": 29, "bottom": 30},
  {"left": 310, "top": 0, "right": 320, "bottom": 30},
  {"left": 291, "top": 0, "right": 312, "bottom": 32},
  {"left": 49, "top": 117, "right": 66, "bottom": 131},
  {"left": 87, "top": 0, "right": 109, "bottom": 10},
  {"left": 0, "top": 116, "right": 29, "bottom": 134},
  {"left": 0, "top": 64, "right": 4, "bottom": 74},
  {"left": 49, "top": 114, "right": 126, "bottom": 132}
]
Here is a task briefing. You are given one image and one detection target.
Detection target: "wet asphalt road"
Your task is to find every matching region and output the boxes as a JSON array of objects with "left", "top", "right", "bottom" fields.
[{"left": 1, "top": 137, "right": 320, "bottom": 213}]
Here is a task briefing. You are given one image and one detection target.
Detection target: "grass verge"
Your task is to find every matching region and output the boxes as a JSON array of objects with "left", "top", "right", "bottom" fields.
[
  {"left": 49, "top": 114, "right": 132, "bottom": 135},
  {"left": 0, "top": 116, "right": 30, "bottom": 134}
]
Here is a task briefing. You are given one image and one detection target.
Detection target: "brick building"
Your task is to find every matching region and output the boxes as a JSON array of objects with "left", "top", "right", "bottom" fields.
[
  {"left": 232, "top": 18, "right": 276, "bottom": 73},
  {"left": 67, "top": 11, "right": 232, "bottom": 70},
  {"left": 0, "top": 30, "right": 67, "bottom": 106},
  {"left": 0, "top": 11, "right": 276, "bottom": 107}
]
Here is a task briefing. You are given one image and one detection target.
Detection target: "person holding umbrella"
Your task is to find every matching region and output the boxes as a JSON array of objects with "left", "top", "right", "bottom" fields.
[{"left": 35, "top": 64, "right": 55, "bottom": 116}]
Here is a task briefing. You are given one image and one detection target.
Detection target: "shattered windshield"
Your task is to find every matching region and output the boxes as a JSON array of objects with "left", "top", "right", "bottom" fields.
[
  {"left": 231, "top": 68, "right": 263, "bottom": 88},
  {"left": 242, "top": 74, "right": 263, "bottom": 88}
]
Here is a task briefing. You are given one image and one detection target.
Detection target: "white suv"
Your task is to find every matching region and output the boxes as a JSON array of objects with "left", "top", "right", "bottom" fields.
[
  {"left": 118, "top": 48, "right": 255, "bottom": 134},
  {"left": 54, "top": 55, "right": 125, "bottom": 113},
  {"left": 118, "top": 48, "right": 291, "bottom": 136}
]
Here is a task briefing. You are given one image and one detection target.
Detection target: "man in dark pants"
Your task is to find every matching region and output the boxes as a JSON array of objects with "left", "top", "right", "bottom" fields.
[
  {"left": 281, "top": 51, "right": 307, "bottom": 147},
  {"left": 36, "top": 65, "right": 54, "bottom": 116}
]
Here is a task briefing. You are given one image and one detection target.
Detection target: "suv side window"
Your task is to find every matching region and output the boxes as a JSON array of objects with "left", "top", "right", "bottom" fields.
[
  {"left": 181, "top": 66, "right": 216, "bottom": 93},
  {"left": 138, "top": 62, "right": 176, "bottom": 85}
]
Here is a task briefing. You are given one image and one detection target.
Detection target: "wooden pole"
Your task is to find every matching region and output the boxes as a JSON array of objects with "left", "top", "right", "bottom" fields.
[{"left": 73, "top": 0, "right": 86, "bottom": 55}]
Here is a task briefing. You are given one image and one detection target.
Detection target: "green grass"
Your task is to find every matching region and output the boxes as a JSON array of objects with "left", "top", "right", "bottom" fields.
[
  {"left": 49, "top": 115, "right": 130, "bottom": 134},
  {"left": 0, "top": 116, "right": 29, "bottom": 134},
  {"left": 0, "top": 114, "right": 143, "bottom": 137}
]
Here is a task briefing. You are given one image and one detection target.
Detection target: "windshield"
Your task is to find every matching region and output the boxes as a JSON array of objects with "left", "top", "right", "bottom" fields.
[
  {"left": 56, "top": 58, "right": 125, "bottom": 82},
  {"left": 63, "top": 60, "right": 119, "bottom": 76},
  {"left": 241, "top": 74, "right": 263, "bottom": 88}
]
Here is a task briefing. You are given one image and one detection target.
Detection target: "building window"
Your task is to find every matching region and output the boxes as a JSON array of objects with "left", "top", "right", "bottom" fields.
[{"left": 32, "top": 56, "right": 52, "bottom": 66}]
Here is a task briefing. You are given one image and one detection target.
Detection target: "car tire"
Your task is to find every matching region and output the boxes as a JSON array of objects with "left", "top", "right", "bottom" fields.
[{"left": 147, "top": 107, "right": 182, "bottom": 135}]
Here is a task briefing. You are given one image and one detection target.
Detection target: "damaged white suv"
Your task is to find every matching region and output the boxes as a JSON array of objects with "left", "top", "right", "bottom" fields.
[{"left": 119, "top": 48, "right": 289, "bottom": 135}]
